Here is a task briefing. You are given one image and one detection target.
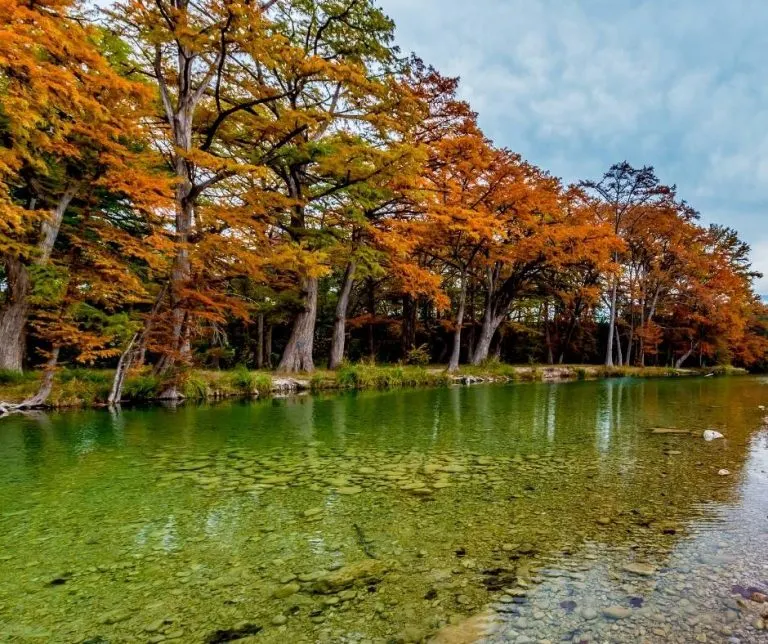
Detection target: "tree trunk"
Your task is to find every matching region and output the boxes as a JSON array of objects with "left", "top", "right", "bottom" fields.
[
  {"left": 544, "top": 302, "right": 554, "bottom": 365},
  {"left": 265, "top": 324, "right": 273, "bottom": 368},
  {"left": 168, "top": 186, "right": 194, "bottom": 365},
  {"left": 109, "top": 283, "right": 169, "bottom": 403},
  {"left": 278, "top": 276, "right": 318, "bottom": 373},
  {"left": 492, "top": 335, "right": 503, "bottom": 361},
  {"left": 401, "top": 294, "right": 417, "bottom": 359},
  {"left": 447, "top": 272, "right": 467, "bottom": 373},
  {"left": 467, "top": 283, "right": 476, "bottom": 365},
  {"left": 22, "top": 347, "right": 59, "bottom": 408},
  {"left": 640, "top": 285, "right": 661, "bottom": 367},
  {"left": 365, "top": 277, "right": 377, "bottom": 360},
  {"left": 108, "top": 333, "right": 138, "bottom": 405},
  {"left": 471, "top": 308, "right": 505, "bottom": 365},
  {"left": 329, "top": 261, "right": 356, "bottom": 370},
  {"left": 675, "top": 343, "right": 696, "bottom": 368},
  {"left": 256, "top": 313, "right": 264, "bottom": 369},
  {"left": 625, "top": 316, "right": 635, "bottom": 367},
  {"left": 0, "top": 258, "right": 30, "bottom": 371},
  {"left": 605, "top": 275, "right": 618, "bottom": 367},
  {"left": 0, "top": 189, "right": 76, "bottom": 372}
]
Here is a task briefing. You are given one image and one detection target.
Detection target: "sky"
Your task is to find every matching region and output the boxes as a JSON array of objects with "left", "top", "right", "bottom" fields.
[{"left": 378, "top": 0, "right": 768, "bottom": 293}]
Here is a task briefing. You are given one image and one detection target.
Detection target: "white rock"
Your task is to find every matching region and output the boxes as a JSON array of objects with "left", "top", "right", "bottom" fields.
[
  {"left": 703, "top": 430, "right": 724, "bottom": 441},
  {"left": 718, "top": 469, "right": 731, "bottom": 476}
]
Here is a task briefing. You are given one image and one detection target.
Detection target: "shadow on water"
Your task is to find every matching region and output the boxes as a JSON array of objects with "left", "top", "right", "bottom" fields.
[{"left": 0, "top": 376, "right": 767, "bottom": 642}]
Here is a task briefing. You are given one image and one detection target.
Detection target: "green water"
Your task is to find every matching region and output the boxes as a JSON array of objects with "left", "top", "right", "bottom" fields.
[{"left": 1, "top": 377, "right": 768, "bottom": 643}]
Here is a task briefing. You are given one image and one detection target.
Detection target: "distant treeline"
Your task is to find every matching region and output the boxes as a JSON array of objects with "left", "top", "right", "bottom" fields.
[{"left": 1, "top": 0, "right": 766, "bottom": 403}]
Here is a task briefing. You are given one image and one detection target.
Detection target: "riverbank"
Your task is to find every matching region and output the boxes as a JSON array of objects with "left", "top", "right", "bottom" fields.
[{"left": 0, "top": 363, "right": 747, "bottom": 411}]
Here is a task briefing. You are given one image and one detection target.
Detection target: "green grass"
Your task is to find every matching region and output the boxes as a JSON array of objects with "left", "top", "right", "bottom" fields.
[
  {"left": 328, "top": 364, "right": 450, "bottom": 390},
  {"left": 0, "top": 369, "right": 37, "bottom": 386},
  {"left": 0, "top": 362, "right": 747, "bottom": 409}
]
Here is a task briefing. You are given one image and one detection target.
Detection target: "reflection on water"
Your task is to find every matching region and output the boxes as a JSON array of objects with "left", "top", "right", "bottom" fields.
[{"left": 0, "top": 377, "right": 767, "bottom": 643}]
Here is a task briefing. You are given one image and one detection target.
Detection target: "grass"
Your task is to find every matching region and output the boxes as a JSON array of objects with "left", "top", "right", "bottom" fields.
[
  {"left": 0, "top": 362, "right": 747, "bottom": 409},
  {"left": 329, "top": 364, "right": 451, "bottom": 390}
]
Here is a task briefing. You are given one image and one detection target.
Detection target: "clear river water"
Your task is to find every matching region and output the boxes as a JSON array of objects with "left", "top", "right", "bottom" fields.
[{"left": 2, "top": 376, "right": 768, "bottom": 643}]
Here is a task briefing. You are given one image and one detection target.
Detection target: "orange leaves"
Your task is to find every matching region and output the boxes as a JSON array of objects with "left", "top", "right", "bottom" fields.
[{"left": 1, "top": 0, "right": 763, "bottom": 374}]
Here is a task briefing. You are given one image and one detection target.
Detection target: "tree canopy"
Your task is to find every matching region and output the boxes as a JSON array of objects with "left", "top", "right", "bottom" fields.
[{"left": 1, "top": 0, "right": 765, "bottom": 399}]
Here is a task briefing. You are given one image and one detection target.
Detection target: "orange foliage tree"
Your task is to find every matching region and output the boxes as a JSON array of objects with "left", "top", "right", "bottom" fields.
[
  {"left": 0, "top": 0, "right": 168, "bottom": 373},
  {"left": 1, "top": 0, "right": 766, "bottom": 402}
]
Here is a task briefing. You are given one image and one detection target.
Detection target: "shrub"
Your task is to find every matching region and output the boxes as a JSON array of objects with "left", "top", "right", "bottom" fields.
[
  {"left": 182, "top": 376, "right": 208, "bottom": 399},
  {"left": 336, "top": 365, "right": 360, "bottom": 388},
  {"left": 252, "top": 373, "right": 273, "bottom": 395},
  {"left": 123, "top": 374, "right": 162, "bottom": 400},
  {"left": 229, "top": 365, "right": 255, "bottom": 392},
  {"left": 405, "top": 344, "right": 431, "bottom": 366}
]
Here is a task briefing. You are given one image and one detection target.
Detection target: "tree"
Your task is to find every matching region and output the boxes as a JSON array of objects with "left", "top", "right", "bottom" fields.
[
  {"left": 251, "top": 0, "right": 417, "bottom": 372},
  {"left": 580, "top": 162, "right": 674, "bottom": 366},
  {"left": 415, "top": 121, "right": 500, "bottom": 371},
  {"left": 108, "top": 0, "right": 284, "bottom": 378},
  {"left": 468, "top": 161, "right": 617, "bottom": 364},
  {"left": 0, "top": 0, "right": 165, "bottom": 372}
]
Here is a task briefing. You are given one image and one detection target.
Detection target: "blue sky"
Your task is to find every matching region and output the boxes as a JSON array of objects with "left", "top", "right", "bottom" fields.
[{"left": 378, "top": 0, "right": 768, "bottom": 292}]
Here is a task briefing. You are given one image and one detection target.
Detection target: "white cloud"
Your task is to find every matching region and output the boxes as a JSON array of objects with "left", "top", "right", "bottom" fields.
[{"left": 379, "top": 0, "right": 768, "bottom": 288}]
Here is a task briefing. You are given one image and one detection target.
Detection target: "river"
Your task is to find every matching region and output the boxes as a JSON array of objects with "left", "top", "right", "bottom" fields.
[{"left": 1, "top": 376, "right": 768, "bottom": 643}]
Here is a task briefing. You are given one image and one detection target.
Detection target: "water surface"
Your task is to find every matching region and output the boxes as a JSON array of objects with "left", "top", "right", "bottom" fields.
[{"left": 1, "top": 377, "right": 768, "bottom": 643}]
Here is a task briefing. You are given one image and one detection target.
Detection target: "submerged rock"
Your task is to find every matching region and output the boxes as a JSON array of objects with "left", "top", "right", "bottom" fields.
[
  {"left": 272, "top": 582, "right": 300, "bottom": 598},
  {"left": 99, "top": 609, "right": 134, "bottom": 625},
  {"left": 395, "top": 625, "right": 427, "bottom": 643},
  {"left": 603, "top": 606, "right": 632, "bottom": 620},
  {"left": 336, "top": 486, "right": 363, "bottom": 495},
  {"left": 430, "top": 611, "right": 493, "bottom": 644},
  {"left": 205, "top": 622, "right": 263, "bottom": 643},
  {"left": 622, "top": 562, "right": 657, "bottom": 577},
  {"left": 312, "top": 559, "right": 392, "bottom": 593}
]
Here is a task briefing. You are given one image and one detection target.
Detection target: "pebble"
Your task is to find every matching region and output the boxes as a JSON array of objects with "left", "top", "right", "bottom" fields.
[
  {"left": 272, "top": 582, "right": 300, "bottom": 598},
  {"left": 336, "top": 486, "right": 363, "bottom": 495},
  {"left": 99, "top": 609, "right": 133, "bottom": 625},
  {"left": 623, "top": 562, "right": 657, "bottom": 576},
  {"left": 603, "top": 606, "right": 632, "bottom": 620}
]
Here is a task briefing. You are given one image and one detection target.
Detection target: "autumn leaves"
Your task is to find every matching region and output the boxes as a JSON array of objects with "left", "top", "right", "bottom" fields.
[{"left": 0, "top": 0, "right": 764, "bottom": 388}]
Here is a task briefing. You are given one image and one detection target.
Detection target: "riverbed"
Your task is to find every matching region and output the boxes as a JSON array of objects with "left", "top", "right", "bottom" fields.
[{"left": 1, "top": 376, "right": 767, "bottom": 643}]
